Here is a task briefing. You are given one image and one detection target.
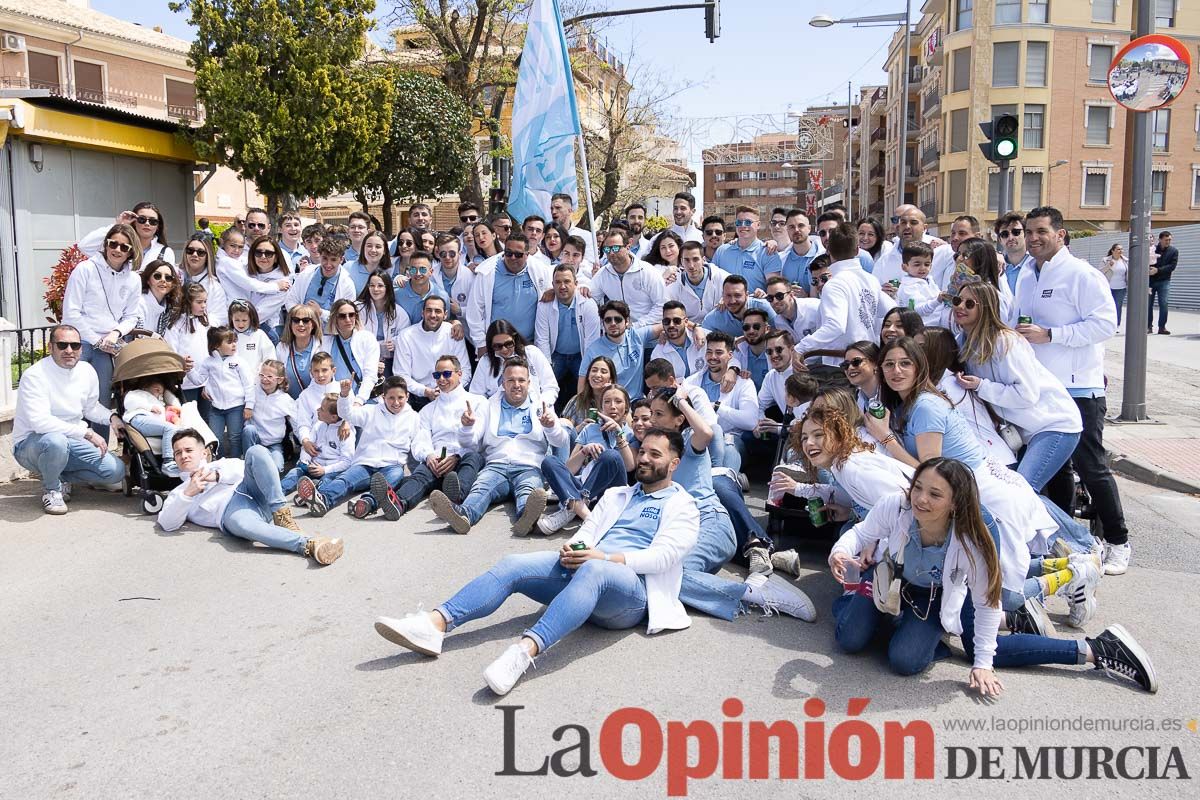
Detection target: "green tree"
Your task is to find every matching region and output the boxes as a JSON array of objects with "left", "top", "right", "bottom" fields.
[
  {"left": 171, "top": 0, "right": 393, "bottom": 213},
  {"left": 354, "top": 70, "right": 475, "bottom": 237}
]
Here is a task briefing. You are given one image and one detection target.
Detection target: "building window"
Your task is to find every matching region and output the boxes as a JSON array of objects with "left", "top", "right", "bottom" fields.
[
  {"left": 1156, "top": 0, "right": 1175, "bottom": 28},
  {"left": 1152, "top": 109, "right": 1171, "bottom": 152},
  {"left": 1026, "top": 41, "right": 1048, "bottom": 87},
  {"left": 1083, "top": 170, "right": 1110, "bottom": 206},
  {"left": 987, "top": 170, "right": 1015, "bottom": 211},
  {"left": 193, "top": 170, "right": 207, "bottom": 205},
  {"left": 1192, "top": 169, "right": 1200, "bottom": 207},
  {"left": 166, "top": 78, "right": 198, "bottom": 120},
  {"left": 73, "top": 60, "right": 104, "bottom": 103},
  {"left": 1151, "top": 170, "right": 1168, "bottom": 211},
  {"left": 995, "top": 0, "right": 1021, "bottom": 24},
  {"left": 950, "top": 108, "right": 969, "bottom": 152},
  {"left": 28, "top": 51, "right": 62, "bottom": 93},
  {"left": 1085, "top": 105, "right": 1112, "bottom": 145},
  {"left": 1092, "top": 0, "right": 1115, "bottom": 23},
  {"left": 993, "top": 42, "right": 1020, "bottom": 87},
  {"left": 951, "top": 49, "right": 971, "bottom": 93},
  {"left": 1021, "top": 171, "right": 1043, "bottom": 209},
  {"left": 955, "top": 0, "right": 973, "bottom": 31},
  {"left": 947, "top": 169, "right": 967, "bottom": 213},
  {"left": 1088, "top": 44, "right": 1114, "bottom": 83},
  {"left": 1024, "top": 104, "right": 1045, "bottom": 149},
  {"left": 1029, "top": 0, "right": 1049, "bottom": 23}
]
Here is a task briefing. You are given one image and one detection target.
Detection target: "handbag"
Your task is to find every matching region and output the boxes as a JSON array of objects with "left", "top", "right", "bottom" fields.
[{"left": 873, "top": 542, "right": 904, "bottom": 616}]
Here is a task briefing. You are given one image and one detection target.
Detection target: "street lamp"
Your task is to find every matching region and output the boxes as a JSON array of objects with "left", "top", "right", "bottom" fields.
[{"left": 810, "top": 2, "right": 912, "bottom": 209}]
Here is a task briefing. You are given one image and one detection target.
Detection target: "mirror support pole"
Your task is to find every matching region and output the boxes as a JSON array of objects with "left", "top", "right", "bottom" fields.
[{"left": 1120, "top": 2, "right": 1154, "bottom": 422}]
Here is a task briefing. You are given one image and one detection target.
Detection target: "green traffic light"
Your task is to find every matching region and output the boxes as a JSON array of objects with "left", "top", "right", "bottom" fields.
[{"left": 995, "top": 139, "right": 1016, "bottom": 159}]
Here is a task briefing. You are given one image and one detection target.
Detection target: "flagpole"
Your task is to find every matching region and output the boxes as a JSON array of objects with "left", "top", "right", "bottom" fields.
[{"left": 577, "top": 131, "right": 598, "bottom": 235}]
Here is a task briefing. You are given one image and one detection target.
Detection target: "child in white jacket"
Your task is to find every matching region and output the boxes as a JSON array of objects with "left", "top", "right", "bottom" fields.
[
  {"left": 896, "top": 242, "right": 943, "bottom": 326},
  {"left": 122, "top": 377, "right": 183, "bottom": 475},
  {"left": 196, "top": 326, "right": 255, "bottom": 457},
  {"left": 283, "top": 395, "right": 355, "bottom": 498},
  {"left": 243, "top": 359, "right": 299, "bottom": 471}
]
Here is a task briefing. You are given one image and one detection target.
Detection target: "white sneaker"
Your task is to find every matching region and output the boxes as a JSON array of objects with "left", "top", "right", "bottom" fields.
[
  {"left": 484, "top": 643, "right": 535, "bottom": 696},
  {"left": 770, "top": 549, "right": 802, "bottom": 577},
  {"left": 1102, "top": 542, "right": 1131, "bottom": 576},
  {"left": 536, "top": 504, "right": 576, "bottom": 535},
  {"left": 42, "top": 490, "right": 68, "bottom": 515},
  {"left": 1064, "top": 557, "right": 1101, "bottom": 628},
  {"left": 374, "top": 611, "right": 444, "bottom": 656},
  {"left": 753, "top": 574, "right": 818, "bottom": 622}
]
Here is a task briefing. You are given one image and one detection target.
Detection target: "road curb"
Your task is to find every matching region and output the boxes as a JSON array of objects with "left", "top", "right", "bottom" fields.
[{"left": 1106, "top": 448, "right": 1200, "bottom": 495}]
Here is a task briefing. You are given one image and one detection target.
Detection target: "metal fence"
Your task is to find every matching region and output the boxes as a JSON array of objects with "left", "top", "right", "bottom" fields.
[
  {"left": 1066, "top": 223, "right": 1200, "bottom": 311},
  {"left": 4, "top": 325, "right": 55, "bottom": 390}
]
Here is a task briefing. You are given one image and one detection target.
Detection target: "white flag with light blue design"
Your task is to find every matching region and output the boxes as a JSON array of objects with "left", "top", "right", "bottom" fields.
[{"left": 507, "top": 0, "right": 582, "bottom": 224}]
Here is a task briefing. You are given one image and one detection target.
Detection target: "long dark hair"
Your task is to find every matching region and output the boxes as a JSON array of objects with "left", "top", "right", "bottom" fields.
[
  {"left": 906, "top": 458, "right": 1002, "bottom": 607},
  {"left": 167, "top": 282, "right": 209, "bottom": 334},
  {"left": 646, "top": 229, "right": 685, "bottom": 267},
  {"left": 573, "top": 355, "right": 617, "bottom": 415},
  {"left": 484, "top": 319, "right": 530, "bottom": 378},
  {"left": 878, "top": 337, "right": 949, "bottom": 434},
  {"left": 247, "top": 234, "right": 290, "bottom": 276},
  {"left": 855, "top": 217, "right": 886, "bottom": 259},
  {"left": 357, "top": 231, "right": 390, "bottom": 271},
  {"left": 357, "top": 271, "right": 398, "bottom": 326},
  {"left": 955, "top": 237, "right": 1001, "bottom": 290},
  {"left": 542, "top": 223, "right": 569, "bottom": 260},
  {"left": 140, "top": 258, "right": 181, "bottom": 312},
  {"left": 179, "top": 233, "right": 215, "bottom": 280},
  {"left": 132, "top": 201, "right": 168, "bottom": 253},
  {"left": 880, "top": 307, "right": 925, "bottom": 345}
]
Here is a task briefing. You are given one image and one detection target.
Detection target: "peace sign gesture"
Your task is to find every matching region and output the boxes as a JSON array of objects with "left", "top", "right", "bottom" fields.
[{"left": 461, "top": 400, "right": 476, "bottom": 427}]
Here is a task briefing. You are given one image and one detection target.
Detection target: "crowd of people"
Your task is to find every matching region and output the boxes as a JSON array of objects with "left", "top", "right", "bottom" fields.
[{"left": 13, "top": 192, "right": 1158, "bottom": 697}]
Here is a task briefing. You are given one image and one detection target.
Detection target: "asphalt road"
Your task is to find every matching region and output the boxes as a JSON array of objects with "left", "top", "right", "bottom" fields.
[{"left": 2, "top": 470, "right": 1198, "bottom": 798}]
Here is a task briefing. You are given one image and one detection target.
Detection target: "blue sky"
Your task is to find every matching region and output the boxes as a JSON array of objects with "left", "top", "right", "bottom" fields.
[{"left": 96, "top": 0, "right": 899, "bottom": 173}]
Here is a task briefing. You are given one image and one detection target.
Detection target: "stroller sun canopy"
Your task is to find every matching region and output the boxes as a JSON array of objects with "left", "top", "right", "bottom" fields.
[{"left": 112, "top": 337, "right": 187, "bottom": 385}]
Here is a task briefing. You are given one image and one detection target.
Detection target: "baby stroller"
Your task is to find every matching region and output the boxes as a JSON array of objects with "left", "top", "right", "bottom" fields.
[{"left": 112, "top": 337, "right": 215, "bottom": 514}]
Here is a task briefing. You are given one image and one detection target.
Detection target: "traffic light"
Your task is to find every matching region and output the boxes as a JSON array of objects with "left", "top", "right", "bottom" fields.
[
  {"left": 705, "top": 1, "right": 720, "bottom": 42},
  {"left": 979, "top": 113, "right": 1019, "bottom": 163}
]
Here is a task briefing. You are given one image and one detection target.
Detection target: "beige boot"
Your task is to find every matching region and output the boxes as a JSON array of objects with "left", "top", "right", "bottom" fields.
[
  {"left": 273, "top": 506, "right": 302, "bottom": 533},
  {"left": 305, "top": 536, "right": 344, "bottom": 565}
]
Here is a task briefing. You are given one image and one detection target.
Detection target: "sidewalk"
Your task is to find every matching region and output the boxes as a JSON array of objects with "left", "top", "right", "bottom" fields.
[{"left": 1103, "top": 308, "right": 1200, "bottom": 494}]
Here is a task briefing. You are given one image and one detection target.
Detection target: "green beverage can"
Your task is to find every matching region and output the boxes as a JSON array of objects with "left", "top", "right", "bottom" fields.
[
  {"left": 867, "top": 399, "right": 886, "bottom": 420},
  {"left": 587, "top": 408, "right": 600, "bottom": 422},
  {"left": 569, "top": 541, "right": 588, "bottom": 551},
  {"left": 1018, "top": 315, "right": 1033, "bottom": 325},
  {"left": 439, "top": 446, "right": 447, "bottom": 460},
  {"left": 888, "top": 279, "right": 900, "bottom": 288},
  {"left": 808, "top": 498, "right": 827, "bottom": 527}
]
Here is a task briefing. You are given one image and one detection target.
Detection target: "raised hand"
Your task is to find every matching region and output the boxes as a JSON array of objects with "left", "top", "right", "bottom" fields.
[
  {"left": 461, "top": 400, "right": 476, "bottom": 427},
  {"left": 339, "top": 378, "right": 353, "bottom": 397},
  {"left": 538, "top": 402, "right": 556, "bottom": 429}
]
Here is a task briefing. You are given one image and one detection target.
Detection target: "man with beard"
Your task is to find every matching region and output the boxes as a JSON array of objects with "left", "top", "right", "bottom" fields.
[
  {"left": 871, "top": 204, "right": 954, "bottom": 293},
  {"left": 702, "top": 275, "right": 776, "bottom": 339},
  {"left": 665, "top": 241, "right": 729, "bottom": 322}
]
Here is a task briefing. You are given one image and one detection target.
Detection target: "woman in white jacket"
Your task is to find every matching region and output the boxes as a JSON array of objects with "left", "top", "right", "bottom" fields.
[
  {"left": 216, "top": 233, "right": 292, "bottom": 343},
  {"left": 137, "top": 259, "right": 181, "bottom": 336},
  {"left": 372, "top": 428, "right": 700, "bottom": 697},
  {"left": 77, "top": 203, "right": 175, "bottom": 267},
  {"left": 829, "top": 458, "right": 1157, "bottom": 695},
  {"left": 357, "top": 272, "right": 411, "bottom": 381},
  {"left": 325, "top": 299, "right": 380, "bottom": 405},
  {"left": 468, "top": 320, "right": 559, "bottom": 407},
  {"left": 179, "top": 234, "right": 228, "bottom": 326}
]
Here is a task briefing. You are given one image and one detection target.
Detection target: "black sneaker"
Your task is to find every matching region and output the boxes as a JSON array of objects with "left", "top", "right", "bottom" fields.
[
  {"left": 348, "top": 496, "right": 375, "bottom": 519},
  {"left": 1087, "top": 624, "right": 1158, "bottom": 693},
  {"left": 1006, "top": 596, "right": 1055, "bottom": 637},
  {"left": 370, "top": 472, "right": 404, "bottom": 521},
  {"left": 441, "top": 470, "right": 464, "bottom": 505}
]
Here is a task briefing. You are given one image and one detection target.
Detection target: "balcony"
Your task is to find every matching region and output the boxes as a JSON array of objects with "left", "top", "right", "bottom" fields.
[
  {"left": 168, "top": 104, "right": 201, "bottom": 122},
  {"left": 920, "top": 144, "right": 940, "bottom": 169},
  {"left": 908, "top": 65, "right": 924, "bottom": 87},
  {"left": 920, "top": 200, "right": 937, "bottom": 220},
  {"left": 2, "top": 76, "right": 65, "bottom": 96},
  {"left": 922, "top": 89, "right": 940, "bottom": 117},
  {"left": 869, "top": 163, "right": 885, "bottom": 185},
  {"left": 870, "top": 87, "right": 886, "bottom": 113},
  {"left": 868, "top": 200, "right": 884, "bottom": 217}
]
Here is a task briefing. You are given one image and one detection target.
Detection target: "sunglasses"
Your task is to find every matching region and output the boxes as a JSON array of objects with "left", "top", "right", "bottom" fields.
[
  {"left": 245, "top": 222, "right": 268, "bottom": 230},
  {"left": 184, "top": 247, "right": 207, "bottom": 257},
  {"left": 602, "top": 316, "right": 626, "bottom": 324},
  {"left": 997, "top": 229, "right": 1024, "bottom": 239},
  {"left": 951, "top": 296, "right": 978, "bottom": 310},
  {"left": 812, "top": 273, "right": 832, "bottom": 285},
  {"left": 602, "top": 245, "right": 623, "bottom": 254},
  {"left": 54, "top": 341, "right": 83, "bottom": 351},
  {"left": 663, "top": 317, "right": 685, "bottom": 326},
  {"left": 438, "top": 250, "right": 458, "bottom": 259},
  {"left": 704, "top": 229, "right": 724, "bottom": 236},
  {"left": 765, "top": 291, "right": 789, "bottom": 302},
  {"left": 733, "top": 220, "right": 754, "bottom": 228},
  {"left": 398, "top": 240, "right": 415, "bottom": 248},
  {"left": 767, "top": 346, "right": 788, "bottom": 356},
  {"left": 432, "top": 370, "right": 455, "bottom": 380},
  {"left": 337, "top": 311, "right": 358, "bottom": 320},
  {"left": 459, "top": 215, "right": 479, "bottom": 223},
  {"left": 492, "top": 339, "right": 516, "bottom": 352},
  {"left": 291, "top": 317, "right": 314, "bottom": 325},
  {"left": 503, "top": 250, "right": 528, "bottom": 258},
  {"left": 105, "top": 239, "right": 132, "bottom": 253},
  {"left": 407, "top": 266, "right": 430, "bottom": 275},
  {"left": 134, "top": 215, "right": 160, "bottom": 226},
  {"left": 742, "top": 323, "right": 764, "bottom": 332},
  {"left": 839, "top": 357, "right": 868, "bottom": 371},
  {"left": 151, "top": 271, "right": 175, "bottom": 281},
  {"left": 253, "top": 249, "right": 276, "bottom": 258}
]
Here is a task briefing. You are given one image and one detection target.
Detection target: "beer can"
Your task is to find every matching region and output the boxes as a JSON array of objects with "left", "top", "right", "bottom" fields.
[
  {"left": 1018, "top": 315, "right": 1033, "bottom": 325},
  {"left": 888, "top": 279, "right": 900, "bottom": 288},
  {"left": 807, "top": 498, "right": 827, "bottom": 527},
  {"left": 867, "top": 399, "right": 886, "bottom": 420}
]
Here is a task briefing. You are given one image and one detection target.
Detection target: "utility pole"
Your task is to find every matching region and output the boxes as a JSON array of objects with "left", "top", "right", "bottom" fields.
[{"left": 1120, "top": 2, "right": 1153, "bottom": 422}]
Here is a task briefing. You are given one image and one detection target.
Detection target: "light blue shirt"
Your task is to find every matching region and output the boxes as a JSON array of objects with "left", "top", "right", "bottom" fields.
[
  {"left": 702, "top": 298, "right": 776, "bottom": 339},
  {"left": 497, "top": 396, "right": 534, "bottom": 438},
  {"left": 555, "top": 299, "right": 581, "bottom": 355},
  {"left": 396, "top": 282, "right": 448, "bottom": 324},
  {"left": 714, "top": 239, "right": 770, "bottom": 294},
  {"left": 898, "top": 392, "right": 986, "bottom": 469},
  {"left": 345, "top": 260, "right": 378, "bottom": 295},
  {"left": 700, "top": 370, "right": 722, "bottom": 402},
  {"left": 491, "top": 266, "right": 540, "bottom": 341},
  {"left": 765, "top": 243, "right": 823, "bottom": 291},
  {"left": 284, "top": 339, "right": 316, "bottom": 399},
  {"left": 686, "top": 271, "right": 709, "bottom": 299},
  {"left": 737, "top": 343, "right": 770, "bottom": 388},
  {"left": 598, "top": 483, "right": 679, "bottom": 553},
  {"left": 902, "top": 519, "right": 950, "bottom": 589},
  {"left": 330, "top": 334, "right": 363, "bottom": 389},
  {"left": 303, "top": 269, "right": 341, "bottom": 312},
  {"left": 580, "top": 326, "right": 653, "bottom": 400},
  {"left": 578, "top": 421, "right": 634, "bottom": 449},
  {"left": 1004, "top": 252, "right": 1035, "bottom": 295},
  {"left": 279, "top": 240, "right": 307, "bottom": 271},
  {"left": 670, "top": 429, "right": 721, "bottom": 511}
]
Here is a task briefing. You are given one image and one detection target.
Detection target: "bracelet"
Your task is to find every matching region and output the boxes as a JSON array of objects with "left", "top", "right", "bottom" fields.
[{"left": 880, "top": 433, "right": 897, "bottom": 446}]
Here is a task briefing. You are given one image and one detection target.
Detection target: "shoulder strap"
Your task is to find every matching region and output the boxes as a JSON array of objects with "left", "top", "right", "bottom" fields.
[{"left": 332, "top": 335, "right": 362, "bottom": 386}]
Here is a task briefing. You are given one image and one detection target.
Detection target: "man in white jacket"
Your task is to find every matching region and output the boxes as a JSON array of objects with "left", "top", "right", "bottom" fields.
[
  {"left": 283, "top": 239, "right": 356, "bottom": 325},
  {"left": 12, "top": 325, "right": 127, "bottom": 514},
  {"left": 873, "top": 204, "right": 955, "bottom": 292},
  {"left": 665, "top": 241, "right": 728, "bottom": 322},
  {"left": 373, "top": 427, "right": 699, "bottom": 696},
  {"left": 535, "top": 264, "right": 601, "bottom": 413},
  {"left": 1015, "top": 205, "right": 1130, "bottom": 575},
  {"left": 393, "top": 295, "right": 472, "bottom": 410},
  {"left": 428, "top": 358, "right": 569, "bottom": 536},
  {"left": 588, "top": 229, "right": 665, "bottom": 328},
  {"left": 465, "top": 232, "right": 552, "bottom": 354},
  {"left": 684, "top": 331, "right": 759, "bottom": 474}
]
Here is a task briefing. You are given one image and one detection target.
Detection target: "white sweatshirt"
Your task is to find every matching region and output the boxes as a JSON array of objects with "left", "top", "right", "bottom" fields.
[
  {"left": 897, "top": 274, "right": 943, "bottom": 326},
  {"left": 158, "top": 458, "right": 244, "bottom": 532},
  {"left": 1012, "top": 246, "right": 1116, "bottom": 391},
  {"left": 163, "top": 315, "right": 211, "bottom": 390},
  {"left": 410, "top": 385, "right": 486, "bottom": 462},
  {"left": 284, "top": 265, "right": 356, "bottom": 325},
  {"left": 587, "top": 260, "right": 666, "bottom": 327},
  {"left": 458, "top": 392, "right": 570, "bottom": 468},
  {"left": 534, "top": 294, "right": 602, "bottom": 358},
  {"left": 122, "top": 389, "right": 170, "bottom": 424},
  {"left": 235, "top": 327, "right": 275, "bottom": 385},
  {"left": 464, "top": 256, "right": 554, "bottom": 350},
  {"left": 196, "top": 353, "right": 254, "bottom": 410},
  {"left": 61, "top": 254, "right": 141, "bottom": 345},
  {"left": 962, "top": 331, "right": 1082, "bottom": 438},
  {"left": 683, "top": 370, "right": 759, "bottom": 435},
  {"left": 249, "top": 388, "right": 299, "bottom": 446},
  {"left": 181, "top": 270, "right": 229, "bottom": 326},
  {"left": 337, "top": 395, "right": 419, "bottom": 468},
  {"left": 393, "top": 322, "right": 473, "bottom": 396},
  {"left": 299, "top": 419, "right": 356, "bottom": 472},
  {"left": 796, "top": 259, "right": 895, "bottom": 367},
  {"left": 467, "top": 346, "right": 560, "bottom": 408},
  {"left": 77, "top": 224, "right": 176, "bottom": 267},
  {"left": 12, "top": 359, "right": 113, "bottom": 447},
  {"left": 216, "top": 252, "right": 290, "bottom": 326},
  {"left": 936, "top": 374, "right": 1018, "bottom": 467},
  {"left": 295, "top": 381, "right": 339, "bottom": 443},
  {"left": 758, "top": 366, "right": 794, "bottom": 416},
  {"left": 664, "top": 264, "right": 730, "bottom": 323}
]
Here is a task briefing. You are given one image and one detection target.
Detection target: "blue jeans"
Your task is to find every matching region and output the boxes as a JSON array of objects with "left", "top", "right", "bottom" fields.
[
  {"left": 460, "top": 462, "right": 544, "bottom": 524},
  {"left": 220, "top": 445, "right": 305, "bottom": 553},
  {"left": 242, "top": 423, "right": 284, "bottom": 471},
  {"left": 393, "top": 451, "right": 485, "bottom": 510},
  {"left": 723, "top": 432, "right": 747, "bottom": 473},
  {"left": 1148, "top": 281, "right": 1169, "bottom": 330},
  {"left": 128, "top": 415, "right": 179, "bottom": 467},
  {"left": 79, "top": 342, "right": 114, "bottom": 440},
  {"left": 281, "top": 465, "right": 342, "bottom": 495},
  {"left": 207, "top": 405, "right": 245, "bottom": 458},
  {"left": 1111, "top": 288, "right": 1126, "bottom": 325},
  {"left": 1017, "top": 430, "right": 1080, "bottom": 492},
  {"left": 540, "top": 450, "right": 628, "bottom": 506},
  {"left": 316, "top": 463, "right": 406, "bottom": 507},
  {"left": 677, "top": 502, "right": 744, "bottom": 621},
  {"left": 437, "top": 551, "right": 647, "bottom": 652},
  {"left": 13, "top": 431, "right": 125, "bottom": 492},
  {"left": 550, "top": 352, "right": 582, "bottom": 414},
  {"left": 713, "top": 473, "right": 773, "bottom": 555}
]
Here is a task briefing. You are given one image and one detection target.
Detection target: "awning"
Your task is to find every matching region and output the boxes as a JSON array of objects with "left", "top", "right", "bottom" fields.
[{"left": 0, "top": 97, "right": 196, "bottom": 163}]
